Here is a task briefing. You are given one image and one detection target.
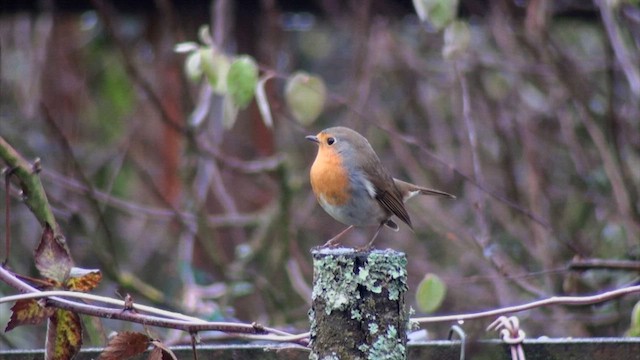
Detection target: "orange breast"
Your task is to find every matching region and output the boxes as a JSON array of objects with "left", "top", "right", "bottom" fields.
[{"left": 310, "top": 147, "right": 350, "bottom": 206}]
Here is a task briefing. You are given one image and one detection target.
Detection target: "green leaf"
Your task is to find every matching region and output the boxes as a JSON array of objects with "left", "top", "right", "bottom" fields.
[
  {"left": 443, "top": 20, "right": 470, "bottom": 60},
  {"left": 223, "top": 94, "right": 239, "bottom": 129},
  {"left": 285, "top": 72, "right": 327, "bottom": 126},
  {"left": 226, "top": 55, "right": 259, "bottom": 109},
  {"left": 184, "top": 50, "right": 203, "bottom": 82},
  {"left": 628, "top": 301, "right": 640, "bottom": 337},
  {"left": 198, "top": 24, "right": 213, "bottom": 46},
  {"left": 415, "top": 273, "right": 446, "bottom": 313},
  {"left": 413, "top": 0, "right": 459, "bottom": 31},
  {"left": 200, "top": 47, "right": 231, "bottom": 94},
  {"left": 173, "top": 41, "right": 199, "bottom": 53}
]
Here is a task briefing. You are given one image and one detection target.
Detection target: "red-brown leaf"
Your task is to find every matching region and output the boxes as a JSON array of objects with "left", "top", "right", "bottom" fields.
[
  {"left": 99, "top": 331, "right": 150, "bottom": 360},
  {"left": 5, "top": 299, "right": 54, "bottom": 332},
  {"left": 46, "top": 309, "right": 83, "bottom": 360},
  {"left": 34, "top": 224, "right": 73, "bottom": 282}
]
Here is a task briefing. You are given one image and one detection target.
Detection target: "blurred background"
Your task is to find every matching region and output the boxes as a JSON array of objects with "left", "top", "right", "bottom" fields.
[{"left": 1, "top": 0, "right": 639, "bottom": 349}]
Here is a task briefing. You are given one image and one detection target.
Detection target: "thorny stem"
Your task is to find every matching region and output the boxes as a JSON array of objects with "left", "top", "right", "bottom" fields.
[
  {"left": 0, "top": 265, "right": 309, "bottom": 345},
  {"left": 0, "top": 136, "right": 59, "bottom": 236}
]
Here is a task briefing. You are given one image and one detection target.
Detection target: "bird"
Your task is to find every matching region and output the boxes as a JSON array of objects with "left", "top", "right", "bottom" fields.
[{"left": 306, "top": 126, "right": 455, "bottom": 248}]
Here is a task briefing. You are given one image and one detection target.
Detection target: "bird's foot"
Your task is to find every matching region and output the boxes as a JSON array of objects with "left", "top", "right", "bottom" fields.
[
  {"left": 320, "top": 238, "right": 342, "bottom": 248},
  {"left": 317, "top": 225, "right": 354, "bottom": 248}
]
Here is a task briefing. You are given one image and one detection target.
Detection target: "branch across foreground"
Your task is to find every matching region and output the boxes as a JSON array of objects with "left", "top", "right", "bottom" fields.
[{"left": 2, "top": 261, "right": 640, "bottom": 345}]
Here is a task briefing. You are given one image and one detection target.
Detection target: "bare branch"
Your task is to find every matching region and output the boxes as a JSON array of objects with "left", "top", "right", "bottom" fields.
[{"left": 596, "top": 0, "right": 640, "bottom": 97}]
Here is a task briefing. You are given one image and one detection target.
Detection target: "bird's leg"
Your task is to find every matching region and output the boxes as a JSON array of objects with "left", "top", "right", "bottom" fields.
[
  {"left": 358, "top": 222, "right": 385, "bottom": 251},
  {"left": 322, "top": 225, "right": 355, "bottom": 247}
]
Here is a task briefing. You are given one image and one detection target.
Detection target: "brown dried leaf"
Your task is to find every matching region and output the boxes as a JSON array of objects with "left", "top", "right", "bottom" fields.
[
  {"left": 66, "top": 268, "right": 102, "bottom": 292},
  {"left": 99, "top": 331, "right": 150, "bottom": 360},
  {"left": 46, "top": 309, "right": 83, "bottom": 360},
  {"left": 150, "top": 340, "right": 178, "bottom": 360},
  {"left": 35, "top": 224, "right": 73, "bottom": 282},
  {"left": 5, "top": 299, "right": 54, "bottom": 332},
  {"left": 147, "top": 347, "right": 164, "bottom": 360}
]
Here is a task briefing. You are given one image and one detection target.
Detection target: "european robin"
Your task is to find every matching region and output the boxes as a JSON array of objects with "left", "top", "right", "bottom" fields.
[{"left": 306, "top": 126, "right": 455, "bottom": 248}]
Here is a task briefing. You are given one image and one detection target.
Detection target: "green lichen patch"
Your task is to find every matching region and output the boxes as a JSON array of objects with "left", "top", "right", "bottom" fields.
[
  {"left": 351, "top": 308, "right": 362, "bottom": 321},
  {"left": 309, "top": 353, "right": 340, "bottom": 360},
  {"left": 367, "top": 325, "right": 406, "bottom": 360},
  {"left": 358, "top": 250, "right": 408, "bottom": 300},
  {"left": 312, "top": 254, "right": 359, "bottom": 314},
  {"left": 407, "top": 307, "right": 419, "bottom": 332}
]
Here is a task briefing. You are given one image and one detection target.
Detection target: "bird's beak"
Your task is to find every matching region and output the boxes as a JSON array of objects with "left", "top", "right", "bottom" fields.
[{"left": 305, "top": 135, "right": 320, "bottom": 143}]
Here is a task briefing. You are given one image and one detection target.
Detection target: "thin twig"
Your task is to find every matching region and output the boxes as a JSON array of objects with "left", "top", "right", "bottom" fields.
[
  {"left": 41, "top": 105, "right": 121, "bottom": 272},
  {"left": 203, "top": 145, "right": 284, "bottom": 174},
  {"left": 286, "top": 258, "right": 312, "bottom": 305},
  {"left": 455, "top": 62, "right": 490, "bottom": 248},
  {"left": 90, "top": 0, "right": 187, "bottom": 134},
  {"left": 568, "top": 258, "right": 640, "bottom": 272},
  {"left": 540, "top": 33, "right": 640, "bottom": 245},
  {"left": 596, "top": 0, "right": 640, "bottom": 97},
  {"left": 41, "top": 168, "right": 272, "bottom": 227},
  {"left": 379, "top": 126, "right": 551, "bottom": 229}
]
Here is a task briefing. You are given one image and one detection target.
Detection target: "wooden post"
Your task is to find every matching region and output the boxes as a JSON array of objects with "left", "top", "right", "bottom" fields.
[{"left": 309, "top": 248, "right": 408, "bottom": 360}]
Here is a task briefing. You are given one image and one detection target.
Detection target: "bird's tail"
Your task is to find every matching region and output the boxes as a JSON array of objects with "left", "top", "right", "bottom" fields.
[{"left": 393, "top": 178, "right": 456, "bottom": 201}]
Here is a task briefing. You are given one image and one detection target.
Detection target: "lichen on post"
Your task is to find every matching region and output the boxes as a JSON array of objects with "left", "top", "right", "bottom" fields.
[{"left": 309, "top": 248, "right": 408, "bottom": 360}]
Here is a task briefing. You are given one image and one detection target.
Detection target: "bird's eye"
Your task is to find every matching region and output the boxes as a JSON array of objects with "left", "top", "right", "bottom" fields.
[{"left": 327, "top": 137, "right": 335, "bottom": 145}]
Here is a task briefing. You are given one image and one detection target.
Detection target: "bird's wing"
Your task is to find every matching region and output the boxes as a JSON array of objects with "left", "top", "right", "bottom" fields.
[
  {"left": 374, "top": 187, "right": 412, "bottom": 229},
  {"left": 364, "top": 162, "right": 413, "bottom": 229},
  {"left": 355, "top": 141, "right": 413, "bottom": 229}
]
